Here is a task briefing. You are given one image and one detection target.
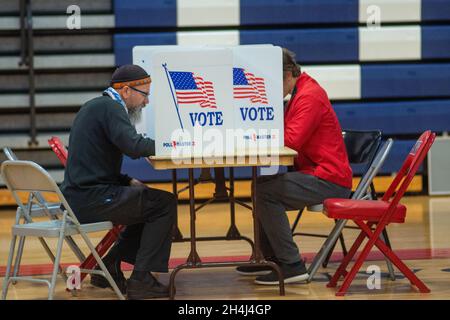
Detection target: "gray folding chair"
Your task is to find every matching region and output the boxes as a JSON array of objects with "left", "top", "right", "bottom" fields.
[
  {"left": 307, "top": 138, "right": 394, "bottom": 281},
  {"left": 291, "top": 130, "right": 384, "bottom": 266},
  {"left": 2, "top": 147, "right": 86, "bottom": 285},
  {"left": 1, "top": 160, "right": 125, "bottom": 300}
]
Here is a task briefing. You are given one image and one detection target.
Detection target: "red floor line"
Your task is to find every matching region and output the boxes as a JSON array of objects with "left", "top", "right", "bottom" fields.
[{"left": 1, "top": 247, "right": 449, "bottom": 277}]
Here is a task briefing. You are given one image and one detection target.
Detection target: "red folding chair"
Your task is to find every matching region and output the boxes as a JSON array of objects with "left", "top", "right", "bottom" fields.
[
  {"left": 48, "top": 136, "right": 125, "bottom": 282},
  {"left": 48, "top": 136, "right": 68, "bottom": 167},
  {"left": 323, "top": 131, "right": 435, "bottom": 296}
]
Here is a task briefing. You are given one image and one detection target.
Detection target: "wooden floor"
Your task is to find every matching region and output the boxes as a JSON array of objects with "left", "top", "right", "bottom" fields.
[{"left": 0, "top": 193, "right": 449, "bottom": 300}]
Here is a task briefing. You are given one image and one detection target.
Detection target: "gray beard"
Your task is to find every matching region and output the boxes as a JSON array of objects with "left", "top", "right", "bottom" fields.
[{"left": 127, "top": 107, "right": 142, "bottom": 126}]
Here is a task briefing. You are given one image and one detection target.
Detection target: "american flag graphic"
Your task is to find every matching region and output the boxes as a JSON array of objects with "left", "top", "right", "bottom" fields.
[
  {"left": 168, "top": 71, "right": 217, "bottom": 108},
  {"left": 233, "top": 68, "right": 268, "bottom": 104}
]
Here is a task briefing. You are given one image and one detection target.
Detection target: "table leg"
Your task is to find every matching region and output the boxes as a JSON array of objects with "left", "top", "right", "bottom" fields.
[
  {"left": 171, "top": 169, "right": 184, "bottom": 241},
  {"left": 186, "top": 168, "right": 201, "bottom": 265},
  {"left": 251, "top": 167, "right": 263, "bottom": 262},
  {"left": 169, "top": 168, "right": 202, "bottom": 299},
  {"left": 225, "top": 167, "right": 256, "bottom": 256},
  {"left": 171, "top": 167, "right": 254, "bottom": 252},
  {"left": 168, "top": 166, "right": 285, "bottom": 299}
]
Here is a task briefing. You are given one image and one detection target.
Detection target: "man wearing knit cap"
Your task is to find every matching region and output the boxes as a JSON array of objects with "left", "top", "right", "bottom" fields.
[{"left": 61, "top": 65, "right": 176, "bottom": 299}]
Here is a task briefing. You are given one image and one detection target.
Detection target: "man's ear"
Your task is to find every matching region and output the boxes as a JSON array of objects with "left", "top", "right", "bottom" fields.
[{"left": 121, "top": 86, "right": 130, "bottom": 99}]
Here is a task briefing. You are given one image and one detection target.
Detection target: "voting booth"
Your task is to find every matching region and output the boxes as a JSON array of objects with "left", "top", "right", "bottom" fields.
[{"left": 133, "top": 45, "right": 284, "bottom": 157}]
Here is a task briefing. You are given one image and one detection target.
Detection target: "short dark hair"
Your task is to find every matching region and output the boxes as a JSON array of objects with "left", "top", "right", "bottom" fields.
[{"left": 282, "top": 48, "right": 301, "bottom": 77}]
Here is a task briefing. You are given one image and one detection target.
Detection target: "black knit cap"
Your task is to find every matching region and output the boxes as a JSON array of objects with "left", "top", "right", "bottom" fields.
[{"left": 110, "top": 64, "right": 150, "bottom": 85}]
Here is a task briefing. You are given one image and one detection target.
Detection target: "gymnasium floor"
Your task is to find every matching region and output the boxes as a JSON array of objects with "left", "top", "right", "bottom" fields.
[{"left": 1, "top": 188, "right": 449, "bottom": 300}]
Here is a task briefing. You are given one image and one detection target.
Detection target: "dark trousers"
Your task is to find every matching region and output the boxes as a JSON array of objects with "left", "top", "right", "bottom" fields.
[
  {"left": 74, "top": 185, "right": 177, "bottom": 272},
  {"left": 255, "top": 172, "right": 351, "bottom": 265}
]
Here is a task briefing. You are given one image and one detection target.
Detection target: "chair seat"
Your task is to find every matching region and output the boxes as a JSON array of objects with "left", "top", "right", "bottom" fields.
[
  {"left": 323, "top": 199, "right": 406, "bottom": 223},
  {"left": 12, "top": 220, "right": 113, "bottom": 237}
]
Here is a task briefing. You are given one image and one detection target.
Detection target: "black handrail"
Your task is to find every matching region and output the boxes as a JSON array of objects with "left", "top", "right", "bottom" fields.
[
  {"left": 18, "top": 0, "right": 27, "bottom": 66},
  {"left": 19, "top": 0, "right": 37, "bottom": 147}
]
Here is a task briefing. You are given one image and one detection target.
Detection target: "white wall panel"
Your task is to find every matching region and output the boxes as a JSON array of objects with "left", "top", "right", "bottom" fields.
[
  {"left": 360, "top": 26, "right": 421, "bottom": 61},
  {"left": 177, "top": 30, "right": 239, "bottom": 46},
  {"left": 302, "top": 65, "right": 361, "bottom": 100},
  {"left": 359, "top": 0, "right": 421, "bottom": 23},
  {"left": 177, "top": 0, "right": 239, "bottom": 27}
]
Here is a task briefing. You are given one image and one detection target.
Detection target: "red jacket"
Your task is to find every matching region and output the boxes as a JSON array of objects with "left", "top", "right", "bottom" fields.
[{"left": 284, "top": 73, "right": 352, "bottom": 189}]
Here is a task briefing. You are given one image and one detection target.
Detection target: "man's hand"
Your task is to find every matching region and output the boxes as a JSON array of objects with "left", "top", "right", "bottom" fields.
[{"left": 129, "top": 178, "right": 147, "bottom": 188}]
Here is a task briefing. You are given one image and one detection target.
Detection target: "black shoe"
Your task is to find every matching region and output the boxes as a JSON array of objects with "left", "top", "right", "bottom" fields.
[
  {"left": 236, "top": 257, "right": 280, "bottom": 276},
  {"left": 236, "top": 265, "right": 273, "bottom": 276},
  {"left": 90, "top": 263, "right": 127, "bottom": 294},
  {"left": 254, "top": 261, "right": 309, "bottom": 285},
  {"left": 126, "top": 275, "right": 170, "bottom": 300}
]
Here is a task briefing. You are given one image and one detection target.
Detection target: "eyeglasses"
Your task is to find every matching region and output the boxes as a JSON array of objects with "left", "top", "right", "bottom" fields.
[{"left": 129, "top": 86, "right": 150, "bottom": 98}]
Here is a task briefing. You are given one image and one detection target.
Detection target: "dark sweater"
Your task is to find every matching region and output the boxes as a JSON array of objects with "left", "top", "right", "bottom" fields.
[{"left": 61, "top": 95, "right": 155, "bottom": 211}]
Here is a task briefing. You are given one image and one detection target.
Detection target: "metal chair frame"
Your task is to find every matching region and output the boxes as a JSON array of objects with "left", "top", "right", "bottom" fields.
[
  {"left": 1, "top": 160, "right": 125, "bottom": 300},
  {"left": 2, "top": 147, "right": 86, "bottom": 284},
  {"left": 306, "top": 137, "right": 395, "bottom": 281}
]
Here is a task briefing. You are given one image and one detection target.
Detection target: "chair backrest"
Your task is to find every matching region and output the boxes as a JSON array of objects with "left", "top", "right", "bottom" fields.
[
  {"left": 352, "top": 138, "right": 394, "bottom": 199},
  {"left": 1, "top": 160, "right": 77, "bottom": 222},
  {"left": 48, "top": 136, "right": 68, "bottom": 166},
  {"left": 342, "top": 130, "right": 384, "bottom": 199},
  {"left": 2, "top": 160, "right": 61, "bottom": 194},
  {"left": 343, "top": 130, "right": 382, "bottom": 165},
  {"left": 383, "top": 131, "right": 435, "bottom": 203},
  {"left": 2, "top": 147, "right": 52, "bottom": 208},
  {"left": 3, "top": 147, "right": 18, "bottom": 161},
  {"left": 306, "top": 131, "right": 387, "bottom": 211},
  {"left": 382, "top": 131, "right": 436, "bottom": 220}
]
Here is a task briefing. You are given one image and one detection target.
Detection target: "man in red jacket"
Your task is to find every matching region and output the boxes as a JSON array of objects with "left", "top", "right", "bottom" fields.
[{"left": 237, "top": 48, "right": 352, "bottom": 285}]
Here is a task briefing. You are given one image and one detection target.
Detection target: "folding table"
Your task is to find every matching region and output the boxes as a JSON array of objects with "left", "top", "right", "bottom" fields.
[{"left": 147, "top": 147, "right": 297, "bottom": 299}]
